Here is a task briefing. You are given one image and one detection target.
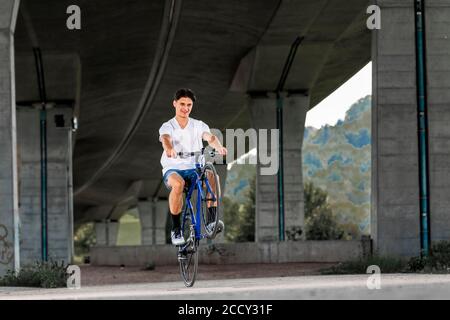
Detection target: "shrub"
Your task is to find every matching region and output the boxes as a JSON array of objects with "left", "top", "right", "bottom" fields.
[
  {"left": 74, "top": 223, "right": 96, "bottom": 260},
  {"left": 285, "top": 226, "right": 303, "bottom": 241},
  {"left": 0, "top": 260, "right": 69, "bottom": 288},
  {"left": 321, "top": 255, "right": 408, "bottom": 275},
  {"left": 323, "top": 241, "right": 450, "bottom": 275},
  {"left": 407, "top": 241, "right": 450, "bottom": 273}
]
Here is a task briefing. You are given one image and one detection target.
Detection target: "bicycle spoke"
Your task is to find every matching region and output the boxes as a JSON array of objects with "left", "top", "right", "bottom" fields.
[{"left": 187, "top": 254, "right": 193, "bottom": 270}]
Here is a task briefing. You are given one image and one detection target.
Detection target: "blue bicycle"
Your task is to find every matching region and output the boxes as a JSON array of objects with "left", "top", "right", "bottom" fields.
[{"left": 176, "top": 148, "right": 222, "bottom": 287}]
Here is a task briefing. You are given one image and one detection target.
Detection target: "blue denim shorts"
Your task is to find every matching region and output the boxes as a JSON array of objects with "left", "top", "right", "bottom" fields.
[{"left": 163, "top": 169, "right": 197, "bottom": 190}]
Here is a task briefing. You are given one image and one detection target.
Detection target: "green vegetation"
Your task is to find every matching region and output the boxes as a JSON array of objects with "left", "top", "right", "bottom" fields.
[
  {"left": 321, "top": 241, "right": 450, "bottom": 275},
  {"left": 320, "top": 255, "right": 408, "bottom": 275},
  {"left": 303, "top": 95, "right": 372, "bottom": 239},
  {"left": 304, "top": 181, "right": 345, "bottom": 240},
  {"left": 0, "top": 260, "right": 68, "bottom": 288},
  {"left": 224, "top": 176, "right": 255, "bottom": 242},
  {"left": 73, "top": 222, "right": 95, "bottom": 264},
  {"left": 407, "top": 241, "right": 450, "bottom": 273}
]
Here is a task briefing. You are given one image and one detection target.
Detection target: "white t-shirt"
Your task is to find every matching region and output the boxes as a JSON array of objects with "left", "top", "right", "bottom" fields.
[{"left": 158, "top": 117, "right": 211, "bottom": 175}]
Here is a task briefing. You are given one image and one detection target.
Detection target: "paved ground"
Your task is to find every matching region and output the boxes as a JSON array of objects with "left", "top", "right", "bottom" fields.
[
  {"left": 1, "top": 271, "right": 450, "bottom": 300},
  {"left": 78, "top": 263, "right": 335, "bottom": 286}
]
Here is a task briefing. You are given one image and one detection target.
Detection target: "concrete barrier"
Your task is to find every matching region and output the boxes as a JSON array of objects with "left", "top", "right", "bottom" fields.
[{"left": 90, "top": 240, "right": 369, "bottom": 266}]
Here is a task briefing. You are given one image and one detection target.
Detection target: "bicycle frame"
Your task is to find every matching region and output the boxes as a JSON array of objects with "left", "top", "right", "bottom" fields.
[{"left": 179, "top": 161, "right": 217, "bottom": 251}]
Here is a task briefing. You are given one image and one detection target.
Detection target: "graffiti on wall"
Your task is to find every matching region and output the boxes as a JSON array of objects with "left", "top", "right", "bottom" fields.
[{"left": 0, "top": 224, "right": 13, "bottom": 265}]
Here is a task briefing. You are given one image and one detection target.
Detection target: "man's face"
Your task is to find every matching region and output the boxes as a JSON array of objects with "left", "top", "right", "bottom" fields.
[{"left": 173, "top": 97, "right": 193, "bottom": 118}]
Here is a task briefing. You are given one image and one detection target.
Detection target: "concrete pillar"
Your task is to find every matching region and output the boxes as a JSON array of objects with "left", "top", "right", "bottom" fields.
[
  {"left": 94, "top": 220, "right": 119, "bottom": 246},
  {"left": 249, "top": 94, "right": 308, "bottom": 242},
  {"left": 0, "top": 0, "right": 20, "bottom": 275},
  {"left": 425, "top": 0, "right": 450, "bottom": 243},
  {"left": 371, "top": 0, "right": 420, "bottom": 256},
  {"left": 138, "top": 199, "right": 168, "bottom": 245},
  {"left": 17, "top": 108, "right": 74, "bottom": 264},
  {"left": 94, "top": 222, "right": 106, "bottom": 246}
]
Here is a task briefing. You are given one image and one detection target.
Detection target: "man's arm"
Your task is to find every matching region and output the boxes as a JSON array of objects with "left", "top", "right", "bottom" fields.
[
  {"left": 202, "top": 132, "right": 227, "bottom": 155},
  {"left": 160, "top": 134, "right": 177, "bottom": 158}
]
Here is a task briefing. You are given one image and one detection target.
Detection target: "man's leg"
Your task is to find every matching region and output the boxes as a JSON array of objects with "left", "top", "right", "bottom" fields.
[
  {"left": 167, "top": 173, "right": 185, "bottom": 214},
  {"left": 166, "top": 173, "right": 185, "bottom": 245},
  {"left": 206, "top": 169, "right": 219, "bottom": 208}
]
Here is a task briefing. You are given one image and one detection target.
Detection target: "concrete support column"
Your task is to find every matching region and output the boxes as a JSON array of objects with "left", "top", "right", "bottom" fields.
[
  {"left": 425, "top": 0, "right": 450, "bottom": 243},
  {"left": 138, "top": 199, "right": 168, "bottom": 245},
  {"left": 249, "top": 94, "right": 308, "bottom": 242},
  {"left": 371, "top": 0, "right": 420, "bottom": 256},
  {"left": 0, "top": 0, "right": 20, "bottom": 275},
  {"left": 94, "top": 220, "right": 119, "bottom": 246},
  {"left": 17, "top": 108, "right": 74, "bottom": 264}
]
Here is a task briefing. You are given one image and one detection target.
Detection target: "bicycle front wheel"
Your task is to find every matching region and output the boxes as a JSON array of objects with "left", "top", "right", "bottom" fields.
[
  {"left": 201, "top": 163, "right": 221, "bottom": 239},
  {"left": 178, "top": 218, "right": 198, "bottom": 287}
]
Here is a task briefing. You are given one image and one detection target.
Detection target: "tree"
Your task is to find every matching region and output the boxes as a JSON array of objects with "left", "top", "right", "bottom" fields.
[
  {"left": 304, "top": 181, "right": 344, "bottom": 240},
  {"left": 73, "top": 223, "right": 96, "bottom": 258},
  {"left": 304, "top": 181, "right": 328, "bottom": 219},
  {"left": 224, "top": 176, "right": 255, "bottom": 242}
]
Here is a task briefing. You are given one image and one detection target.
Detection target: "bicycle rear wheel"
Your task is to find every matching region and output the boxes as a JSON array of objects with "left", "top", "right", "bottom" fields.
[
  {"left": 201, "top": 163, "right": 221, "bottom": 239},
  {"left": 178, "top": 215, "right": 198, "bottom": 287}
]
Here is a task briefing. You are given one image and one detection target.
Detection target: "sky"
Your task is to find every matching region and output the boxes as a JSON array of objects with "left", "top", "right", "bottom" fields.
[{"left": 305, "top": 62, "right": 372, "bottom": 129}]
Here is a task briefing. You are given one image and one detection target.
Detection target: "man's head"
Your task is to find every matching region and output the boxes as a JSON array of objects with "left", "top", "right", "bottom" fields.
[{"left": 173, "top": 88, "right": 196, "bottom": 119}]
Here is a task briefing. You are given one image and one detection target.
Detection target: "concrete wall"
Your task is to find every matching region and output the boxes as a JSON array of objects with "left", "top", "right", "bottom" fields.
[
  {"left": 0, "top": 0, "right": 20, "bottom": 275},
  {"left": 90, "top": 240, "right": 368, "bottom": 266},
  {"left": 17, "top": 108, "right": 73, "bottom": 264}
]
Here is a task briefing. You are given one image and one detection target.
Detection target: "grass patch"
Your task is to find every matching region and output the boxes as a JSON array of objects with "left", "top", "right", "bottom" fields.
[
  {"left": 0, "top": 260, "right": 69, "bottom": 288},
  {"left": 407, "top": 241, "right": 450, "bottom": 273},
  {"left": 320, "top": 255, "right": 408, "bottom": 275},
  {"left": 322, "top": 241, "right": 450, "bottom": 275}
]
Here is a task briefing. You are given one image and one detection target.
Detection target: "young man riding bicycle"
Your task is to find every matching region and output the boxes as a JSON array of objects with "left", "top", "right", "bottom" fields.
[{"left": 159, "top": 88, "right": 227, "bottom": 246}]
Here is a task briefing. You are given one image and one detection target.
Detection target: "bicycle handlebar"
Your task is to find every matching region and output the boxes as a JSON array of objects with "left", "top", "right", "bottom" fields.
[{"left": 176, "top": 148, "right": 221, "bottom": 158}]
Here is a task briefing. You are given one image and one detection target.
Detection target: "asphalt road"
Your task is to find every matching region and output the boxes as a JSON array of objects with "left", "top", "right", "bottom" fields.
[{"left": 1, "top": 274, "right": 450, "bottom": 300}]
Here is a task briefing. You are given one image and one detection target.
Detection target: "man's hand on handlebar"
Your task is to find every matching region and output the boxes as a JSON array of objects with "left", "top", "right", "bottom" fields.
[
  {"left": 215, "top": 146, "right": 227, "bottom": 156},
  {"left": 165, "top": 148, "right": 177, "bottom": 158}
]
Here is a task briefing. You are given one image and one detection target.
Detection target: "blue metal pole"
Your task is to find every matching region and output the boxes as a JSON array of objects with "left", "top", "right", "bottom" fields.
[
  {"left": 275, "top": 36, "right": 303, "bottom": 241},
  {"left": 33, "top": 47, "right": 48, "bottom": 262},
  {"left": 276, "top": 94, "right": 285, "bottom": 241},
  {"left": 40, "top": 107, "right": 48, "bottom": 261},
  {"left": 415, "top": 0, "right": 431, "bottom": 257}
]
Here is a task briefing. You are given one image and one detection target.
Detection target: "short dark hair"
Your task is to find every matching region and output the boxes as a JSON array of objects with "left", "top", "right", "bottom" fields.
[{"left": 174, "top": 88, "right": 196, "bottom": 102}]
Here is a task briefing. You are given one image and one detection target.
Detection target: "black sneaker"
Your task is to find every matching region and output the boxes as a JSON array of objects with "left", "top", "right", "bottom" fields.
[{"left": 171, "top": 228, "right": 185, "bottom": 246}]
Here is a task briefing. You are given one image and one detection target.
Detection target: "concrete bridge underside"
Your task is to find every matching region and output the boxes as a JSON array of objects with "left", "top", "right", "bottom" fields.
[
  {"left": 2, "top": 0, "right": 450, "bottom": 273},
  {"left": 12, "top": 0, "right": 371, "bottom": 221}
]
